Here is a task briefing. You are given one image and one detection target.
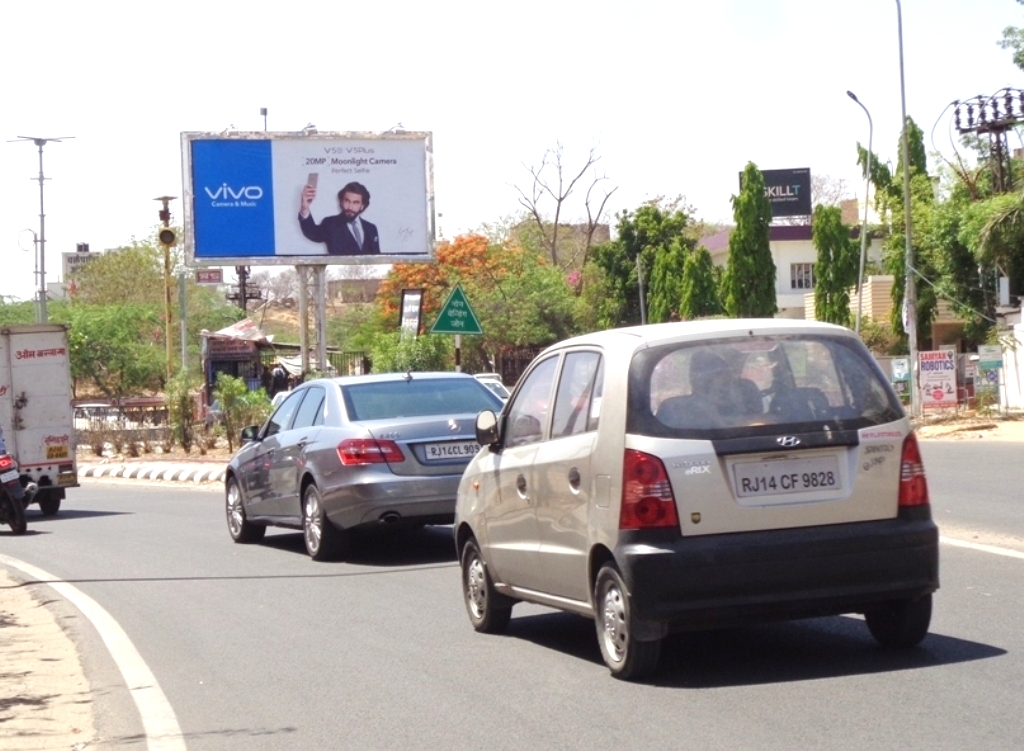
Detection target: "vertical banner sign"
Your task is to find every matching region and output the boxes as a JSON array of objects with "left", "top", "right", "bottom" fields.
[
  {"left": 976, "top": 344, "right": 1003, "bottom": 394},
  {"left": 891, "top": 357, "right": 910, "bottom": 398},
  {"left": 399, "top": 289, "right": 424, "bottom": 338},
  {"left": 918, "top": 350, "right": 957, "bottom": 409}
]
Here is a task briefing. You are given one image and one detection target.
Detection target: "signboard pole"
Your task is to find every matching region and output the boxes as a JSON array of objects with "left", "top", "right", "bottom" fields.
[
  {"left": 298, "top": 267, "right": 310, "bottom": 375},
  {"left": 179, "top": 272, "right": 188, "bottom": 370},
  {"left": 315, "top": 265, "right": 328, "bottom": 375},
  {"left": 455, "top": 334, "right": 462, "bottom": 373}
]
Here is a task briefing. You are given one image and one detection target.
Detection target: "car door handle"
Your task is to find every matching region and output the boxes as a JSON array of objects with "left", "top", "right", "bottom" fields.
[
  {"left": 568, "top": 467, "right": 581, "bottom": 489},
  {"left": 516, "top": 473, "right": 528, "bottom": 498}
]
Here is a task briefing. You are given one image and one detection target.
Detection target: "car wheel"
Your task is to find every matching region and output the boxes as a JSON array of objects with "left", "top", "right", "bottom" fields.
[
  {"left": 302, "top": 483, "right": 348, "bottom": 561},
  {"left": 37, "top": 493, "right": 61, "bottom": 516},
  {"left": 865, "top": 594, "right": 932, "bottom": 648},
  {"left": 594, "top": 564, "right": 661, "bottom": 680},
  {"left": 226, "top": 478, "right": 265, "bottom": 543},
  {"left": 460, "top": 538, "right": 512, "bottom": 634}
]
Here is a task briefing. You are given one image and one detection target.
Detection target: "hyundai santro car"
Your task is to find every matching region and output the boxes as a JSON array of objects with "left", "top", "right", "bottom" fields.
[{"left": 455, "top": 320, "right": 938, "bottom": 680}]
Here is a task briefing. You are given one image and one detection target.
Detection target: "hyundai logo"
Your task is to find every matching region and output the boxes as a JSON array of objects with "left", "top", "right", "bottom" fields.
[
  {"left": 776, "top": 436, "right": 801, "bottom": 447},
  {"left": 448, "top": 419, "right": 459, "bottom": 432}
]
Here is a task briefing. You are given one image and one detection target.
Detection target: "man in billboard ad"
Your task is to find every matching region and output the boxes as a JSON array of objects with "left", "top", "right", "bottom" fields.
[
  {"left": 298, "top": 180, "right": 380, "bottom": 255},
  {"left": 184, "top": 132, "right": 433, "bottom": 265}
]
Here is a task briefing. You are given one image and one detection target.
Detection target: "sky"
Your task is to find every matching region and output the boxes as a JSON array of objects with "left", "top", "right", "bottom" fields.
[{"left": 2, "top": 0, "right": 1022, "bottom": 301}]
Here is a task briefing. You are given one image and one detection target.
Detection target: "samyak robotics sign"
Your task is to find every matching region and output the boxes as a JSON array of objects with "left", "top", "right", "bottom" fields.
[
  {"left": 181, "top": 131, "right": 435, "bottom": 266},
  {"left": 738, "top": 167, "right": 812, "bottom": 218}
]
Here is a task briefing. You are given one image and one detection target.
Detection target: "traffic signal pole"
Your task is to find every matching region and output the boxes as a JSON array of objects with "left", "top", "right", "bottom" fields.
[{"left": 155, "top": 196, "right": 178, "bottom": 381}]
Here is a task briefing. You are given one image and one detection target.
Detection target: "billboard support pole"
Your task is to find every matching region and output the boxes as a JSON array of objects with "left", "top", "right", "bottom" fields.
[
  {"left": 298, "top": 266, "right": 310, "bottom": 376},
  {"left": 314, "top": 265, "right": 328, "bottom": 375},
  {"left": 179, "top": 272, "right": 188, "bottom": 371}
]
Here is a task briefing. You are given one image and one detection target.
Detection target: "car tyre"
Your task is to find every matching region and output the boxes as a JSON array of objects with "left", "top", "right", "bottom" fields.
[
  {"left": 37, "top": 493, "right": 61, "bottom": 517},
  {"left": 865, "top": 594, "right": 932, "bottom": 648},
  {"left": 303, "top": 483, "right": 348, "bottom": 561},
  {"left": 461, "top": 538, "right": 512, "bottom": 634},
  {"left": 594, "top": 564, "right": 661, "bottom": 681},
  {"left": 226, "top": 477, "right": 266, "bottom": 543}
]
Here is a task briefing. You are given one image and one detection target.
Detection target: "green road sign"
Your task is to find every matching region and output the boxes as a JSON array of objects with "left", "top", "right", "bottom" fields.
[{"left": 430, "top": 284, "right": 483, "bottom": 335}]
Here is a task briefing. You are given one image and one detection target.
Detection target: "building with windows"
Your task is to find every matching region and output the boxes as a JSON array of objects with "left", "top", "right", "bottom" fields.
[{"left": 701, "top": 224, "right": 883, "bottom": 319}]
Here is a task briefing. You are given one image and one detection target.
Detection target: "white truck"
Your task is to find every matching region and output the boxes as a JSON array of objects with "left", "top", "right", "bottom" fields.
[{"left": 0, "top": 324, "right": 78, "bottom": 515}]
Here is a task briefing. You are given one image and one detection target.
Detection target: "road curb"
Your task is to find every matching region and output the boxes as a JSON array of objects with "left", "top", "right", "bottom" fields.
[{"left": 78, "top": 463, "right": 226, "bottom": 484}]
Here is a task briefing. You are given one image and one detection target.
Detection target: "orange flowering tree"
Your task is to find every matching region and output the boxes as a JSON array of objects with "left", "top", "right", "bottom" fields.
[{"left": 376, "top": 234, "right": 577, "bottom": 371}]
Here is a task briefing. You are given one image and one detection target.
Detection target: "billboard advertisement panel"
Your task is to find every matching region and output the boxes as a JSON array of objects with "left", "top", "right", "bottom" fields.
[
  {"left": 181, "top": 132, "right": 434, "bottom": 266},
  {"left": 739, "top": 167, "right": 812, "bottom": 218}
]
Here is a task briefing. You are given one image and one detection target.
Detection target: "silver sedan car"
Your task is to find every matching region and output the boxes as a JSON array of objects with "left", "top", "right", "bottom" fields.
[{"left": 225, "top": 372, "right": 503, "bottom": 560}]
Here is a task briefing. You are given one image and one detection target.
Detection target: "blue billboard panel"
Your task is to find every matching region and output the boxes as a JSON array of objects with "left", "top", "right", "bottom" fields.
[{"left": 191, "top": 140, "right": 276, "bottom": 257}]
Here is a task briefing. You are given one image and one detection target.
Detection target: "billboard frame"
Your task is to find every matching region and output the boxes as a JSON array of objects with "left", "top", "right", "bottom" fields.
[{"left": 181, "top": 130, "right": 435, "bottom": 268}]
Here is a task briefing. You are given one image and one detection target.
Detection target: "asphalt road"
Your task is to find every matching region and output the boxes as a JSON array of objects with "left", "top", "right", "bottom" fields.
[{"left": 4, "top": 441, "right": 1024, "bottom": 750}]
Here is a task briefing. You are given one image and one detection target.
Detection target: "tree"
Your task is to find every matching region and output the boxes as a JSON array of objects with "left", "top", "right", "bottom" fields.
[
  {"left": 812, "top": 204, "right": 858, "bottom": 326},
  {"left": 724, "top": 163, "right": 777, "bottom": 317},
  {"left": 775, "top": 174, "right": 854, "bottom": 226},
  {"left": 376, "top": 234, "right": 577, "bottom": 371},
  {"left": 647, "top": 238, "right": 688, "bottom": 322},
  {"left": 514, "top": 142, "right": 617, "bottom": 273},
  {"left": 590, "top": 198, "right": 697, "bottom": 327},
  {"left": 73, "top": 237, "right": 166, "bottom": 305},
  {"left": 1000, "top": 1, "right": 1024, "bottom": 72},
  {"left": 65, "top": 304, "right": 166, "bottom": 398},
  {"left": 679, "top": 247, "right": 723, "bottom": 320}
]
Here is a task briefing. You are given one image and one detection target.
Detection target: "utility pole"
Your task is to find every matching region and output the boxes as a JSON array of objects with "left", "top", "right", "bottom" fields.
[
  {"left": 227, "top": 266, "right": 261, "bottom": 313},
  {"left": 8, "top": 135, "right": 74, "bottom": 323},
  {"left": 155, "top": 196, "right": 178, "bottom": 381},
  {"left": 895, "top": 0, "right": 919, "bottom": 417}
]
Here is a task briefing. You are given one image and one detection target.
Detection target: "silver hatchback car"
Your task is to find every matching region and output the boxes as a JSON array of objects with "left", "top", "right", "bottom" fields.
[
  {"left": 455, "top": 320, "right": 938, "bottom": 680},
  {"left": 226, "top": 372, "right": 503, "bottom": 560}
]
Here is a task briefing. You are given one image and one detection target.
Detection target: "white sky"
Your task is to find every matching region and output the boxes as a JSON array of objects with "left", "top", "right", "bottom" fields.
[{"left": 2, "top": 0, "right": 1021, "bottom": 301}]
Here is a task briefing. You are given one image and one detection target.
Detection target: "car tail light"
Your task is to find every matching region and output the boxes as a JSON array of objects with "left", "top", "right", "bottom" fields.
[
  {"left": 620, "top": 449, "right": 679, "bottom": 530},
  {"left": 899, "top": 432, "right": 929, "bottom": 507},
  {"left": 0, "top": 455, "right": 13, "bottom": 471},
  {"left": 337, "top": 438, "right": 405, "bottom": 465}
]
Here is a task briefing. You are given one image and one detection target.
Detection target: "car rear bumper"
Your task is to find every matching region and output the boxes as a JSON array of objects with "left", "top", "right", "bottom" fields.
[
  {"left": 616, "top": 510, "right": 939, "bottom": 631},
  {"left": 322, "top": 473, "right": 460, "bottom": 529}
]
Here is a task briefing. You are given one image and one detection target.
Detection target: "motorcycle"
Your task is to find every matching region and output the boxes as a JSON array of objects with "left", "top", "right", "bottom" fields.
[{"left": 0, "top": 453, "right": 35, "bottom": 535}]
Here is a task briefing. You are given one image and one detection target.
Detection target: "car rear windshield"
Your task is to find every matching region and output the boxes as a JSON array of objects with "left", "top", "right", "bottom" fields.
[
  {"left": 342, "top": 378, "right": 502, "bottom": 421},
  {"left": 627, "top": 334, "right": 903, "bottom": 439}
]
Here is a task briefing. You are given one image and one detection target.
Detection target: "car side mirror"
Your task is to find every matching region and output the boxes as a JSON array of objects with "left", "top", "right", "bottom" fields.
[
  {"left": 240, "top": 425, "right": 261, "bottom": 445},
  {"left": 475, "top": 410, "right": 500, "bottom": 448}
]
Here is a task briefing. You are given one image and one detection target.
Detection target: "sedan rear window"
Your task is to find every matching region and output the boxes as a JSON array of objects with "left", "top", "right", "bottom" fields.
[
  {"left": 342, "top": 378, "right": 502, "bottom": 421},
  {"left": 628, "top": 335, "right": 902, "bottom": 439}
]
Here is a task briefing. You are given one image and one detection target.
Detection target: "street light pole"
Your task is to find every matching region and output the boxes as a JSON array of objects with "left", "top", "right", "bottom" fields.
[
  {"left": 847, "top": 91, "right": 873, "bottom": 335},
  {"left": 896, "top": 0, "right": 919, "bottom": 416},
  {"left": 8, "top": 136, "right": 73, "bottom": 323}
]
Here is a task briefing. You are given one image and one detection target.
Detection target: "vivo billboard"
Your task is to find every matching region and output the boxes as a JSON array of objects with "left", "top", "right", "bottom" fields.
[
  {"left": 181, "top": 131, "right": 435, "bottom": 266},
  {"left": 739, "top": 167, "right": 812, "bottom": 218}
]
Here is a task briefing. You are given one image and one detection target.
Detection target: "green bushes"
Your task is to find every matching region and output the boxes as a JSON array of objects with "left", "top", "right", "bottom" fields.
[{"left": 213, "top": 373, "right": 273, "bottom": 451}]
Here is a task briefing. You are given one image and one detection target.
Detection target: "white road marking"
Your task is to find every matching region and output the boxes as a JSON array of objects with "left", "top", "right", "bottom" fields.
[
  {"left": 0, "top": 553, "right": 186, "bottom": 750},
  {"left": 940, "top": 536, "right": 1024, "bottom": 560}
]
